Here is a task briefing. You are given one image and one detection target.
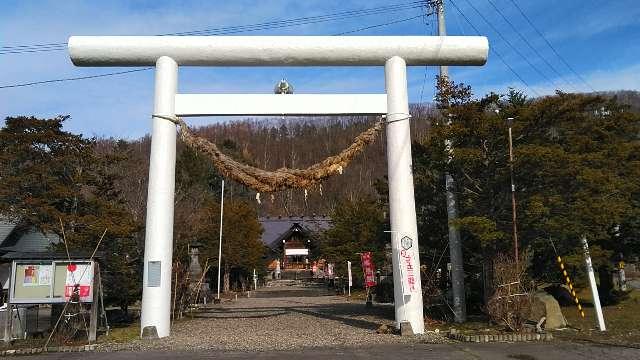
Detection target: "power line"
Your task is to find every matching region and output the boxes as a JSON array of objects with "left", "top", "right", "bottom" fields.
[
  {"left": 507, "top": 0, "right": 595, "bottom": 91},
  {"left": 451, "top": 0, "right": 467, "bottom": 36},
  {"left": 0, "top": 46, "right": 67, "bottom": 55},
  {"left": 333, "top": 14, "right": 424, "bottom": 35},
  {"left": 0, "top": 68, "right": 152, "bottom": 89},
  {"left": 461, "top": 0, "right": 562, "bottom": 91},
  {"left": 419, "top": 8, "right": 437, "bottom": 104},
  {"left": 0, "top": 42, "right": 66, "bottom": 50},
  {"left": 448, "top": 0, "right": 540, "bottom": 96},
  {"left": 0, "top": 13, "right": 430, "bottom": 90},
  {"left": 0, "top": 1, "right": 426, "bottom": 55},
  {"left": 168, "top": 2, "right": 426, "bottom": 36},
  {"left": 484, "top": 0, "right": 579, "bottom": 92}
]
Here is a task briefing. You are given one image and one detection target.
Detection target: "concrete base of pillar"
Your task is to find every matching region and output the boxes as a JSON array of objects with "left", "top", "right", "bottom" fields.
[
  {"left": 400, "top": 322, "right": 414, "bottom": 336},
  {"left": 141, "top": 326, "right": 159, "bottom": 340}
]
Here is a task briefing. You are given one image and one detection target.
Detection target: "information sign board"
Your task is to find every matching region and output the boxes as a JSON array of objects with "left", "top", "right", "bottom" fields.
[{"left": 9, "top": 260, "right": 94, "bottom": 304}]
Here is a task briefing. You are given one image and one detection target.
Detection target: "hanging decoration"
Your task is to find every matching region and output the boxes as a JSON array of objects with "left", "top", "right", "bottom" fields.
[{"left": 154, "top": 114, "right": 384, "bottom": 193}]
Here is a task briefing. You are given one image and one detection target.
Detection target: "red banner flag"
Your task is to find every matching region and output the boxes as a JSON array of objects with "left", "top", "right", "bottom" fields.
[{"left": 360, "top": 252, "right": 377, "bottom": 288}]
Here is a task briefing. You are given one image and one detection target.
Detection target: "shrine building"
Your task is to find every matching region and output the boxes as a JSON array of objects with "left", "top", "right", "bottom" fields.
[{"left": 259, "top": 216, "right": 331, "bottom": 275}]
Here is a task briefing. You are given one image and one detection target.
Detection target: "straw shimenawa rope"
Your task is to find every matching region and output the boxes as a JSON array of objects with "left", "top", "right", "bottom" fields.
[{"left": 153, "top": 115, "right": 385, "bottom": 193}]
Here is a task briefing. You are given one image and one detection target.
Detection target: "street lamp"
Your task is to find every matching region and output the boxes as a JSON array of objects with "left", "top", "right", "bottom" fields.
[{"left": 506, "top": 117, "right": 519, "bottom": 266}]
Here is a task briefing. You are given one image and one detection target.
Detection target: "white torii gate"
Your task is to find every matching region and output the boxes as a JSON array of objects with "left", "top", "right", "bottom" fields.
[{"left": 68, "top": 35, "right": 488, "bottom": 338}]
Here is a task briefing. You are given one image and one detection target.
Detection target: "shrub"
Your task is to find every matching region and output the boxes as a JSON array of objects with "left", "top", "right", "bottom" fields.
[{"left": 486, "top": 253, "right": 533, "bottom": 332}]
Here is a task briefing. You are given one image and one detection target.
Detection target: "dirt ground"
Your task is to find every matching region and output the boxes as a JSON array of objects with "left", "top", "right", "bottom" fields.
[
  {"left": 7, "top": 283, "right": 640, "bottom": 353},
  {"left": 97, "top": 281, "right": 446, "bottom": 352}
]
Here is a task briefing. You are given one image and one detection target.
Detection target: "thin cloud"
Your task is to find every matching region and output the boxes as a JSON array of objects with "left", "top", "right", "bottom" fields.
[{"left": 470, "top": 62, "right": 640, "bottom": 98}]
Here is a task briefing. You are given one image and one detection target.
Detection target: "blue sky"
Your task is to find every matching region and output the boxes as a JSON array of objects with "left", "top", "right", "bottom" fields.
[{"left": 1, "top": 0, "right": 639, "bottom": 139}]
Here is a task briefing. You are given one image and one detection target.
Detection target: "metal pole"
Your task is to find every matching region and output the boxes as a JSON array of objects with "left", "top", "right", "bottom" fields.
[
  {"left": 438, "top": 0, "right": 466, "bottom": 324},
  {"left": 385, "top": 56, "right": 425, "bottom": 335},
  {"left": 140, "top": 56, "right": 178, "bottom": 339},
  {"left": 581, "top": 235, "right": 606, "bottom": 331},
  {"left": 253, "top": 269, "right": 257, "bottom": 290},
  {"left": 347, "top": 261, "right": 352, "bottom": 297},
  {"left": 507, "top": 120, "right": 519, "bottom": 265},
  {"left": 216, "top": 179, "right": 225, "bottom": 300}
]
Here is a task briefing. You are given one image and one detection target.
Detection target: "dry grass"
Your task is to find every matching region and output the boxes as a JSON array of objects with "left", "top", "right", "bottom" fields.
[
  {"left": 553, "top": 289, "right": 640, "bottom": 347},
  {"left": 99, "top": 324, "right": 140, "bottom": 344}
]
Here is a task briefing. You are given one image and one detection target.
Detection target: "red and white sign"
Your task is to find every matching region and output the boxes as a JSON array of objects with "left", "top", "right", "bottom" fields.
[
  {"left": 360, "top": 252, "right": 377, "bottom": 288},
  {"left": 64, "top": 263, "right": 93, "bottom": 302},
  {"left": 399, "top": 236, "right": 418, "bottom": 295}
]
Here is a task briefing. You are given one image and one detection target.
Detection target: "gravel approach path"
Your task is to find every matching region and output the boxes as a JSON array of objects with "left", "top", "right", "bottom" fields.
[{"left": 100, "top": 281, "right": 446, "bottom": 352}]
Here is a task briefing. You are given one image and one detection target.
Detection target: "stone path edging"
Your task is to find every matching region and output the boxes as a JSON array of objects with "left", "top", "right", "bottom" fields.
[
  {"left": 0, "top": 344, "right": 96, "bottom": 356},
  {"left": 448, "top": 331, "right": 553, "bottom": 343}
]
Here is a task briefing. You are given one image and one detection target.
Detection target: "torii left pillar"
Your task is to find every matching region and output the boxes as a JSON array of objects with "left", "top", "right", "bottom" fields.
[{"left": 140, "top": 56, "right": 178, "bottom": 338}]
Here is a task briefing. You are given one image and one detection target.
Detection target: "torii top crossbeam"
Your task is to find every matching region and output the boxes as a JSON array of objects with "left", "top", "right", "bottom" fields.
[{"left": 68, "top": 36, "right": 488, "bottom": 66}]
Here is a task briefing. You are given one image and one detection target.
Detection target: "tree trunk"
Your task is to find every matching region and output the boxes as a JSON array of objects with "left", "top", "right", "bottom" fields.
[
  {"left": 597, "top": 264, "right": 613, "bottom": 305},
  {"left": 223, "top": 264, "right": 230, "bottom": 293}
]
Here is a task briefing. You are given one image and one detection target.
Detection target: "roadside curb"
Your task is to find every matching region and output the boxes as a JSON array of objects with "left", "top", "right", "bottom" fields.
[
  {"left": 447, "top": 331, "right": 553, "bottom": 343},
  {"left": 0, "top": 344, "right": 97, "bottom": 356}
]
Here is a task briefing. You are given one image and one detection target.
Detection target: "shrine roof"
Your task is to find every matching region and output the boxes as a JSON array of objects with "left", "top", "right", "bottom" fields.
[{"left": 259, "top": 216, "right": 331, "bottom": 249}]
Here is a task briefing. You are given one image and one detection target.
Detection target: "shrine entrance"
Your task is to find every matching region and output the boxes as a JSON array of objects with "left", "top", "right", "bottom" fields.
[
  {"left": 279, "top": 223, "right": 310, "bottom": 270},
  {"left": 68, "top": 35, "right": 488, "bottom": 338}
]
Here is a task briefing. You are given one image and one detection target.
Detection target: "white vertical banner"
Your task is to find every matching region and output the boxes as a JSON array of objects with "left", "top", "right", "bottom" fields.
[
  {"left": 347, "top": 261, "right": 352, "bottom": 297},
  {"left": 399, "top": 236, "right": 419, "bottom": 296}
]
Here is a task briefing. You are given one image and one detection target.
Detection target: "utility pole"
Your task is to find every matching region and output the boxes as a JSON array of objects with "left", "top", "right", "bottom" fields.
[
  {"left": 438, "top": 0, "right": 466, "bottom": 323},
  {"left": 437, "top": 1, "right": 449, "bottom": 81}
]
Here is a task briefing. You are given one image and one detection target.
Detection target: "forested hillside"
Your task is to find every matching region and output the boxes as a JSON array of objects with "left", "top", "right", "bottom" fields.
[
  {"left": 596, "top": 90, "right": 640, "bottom": 112},
  {"left": 4, "top": 89, "right": 640, "bottom": 309},
  {"left": 108, "top": 90, "right": 640, "bottom": 219}
]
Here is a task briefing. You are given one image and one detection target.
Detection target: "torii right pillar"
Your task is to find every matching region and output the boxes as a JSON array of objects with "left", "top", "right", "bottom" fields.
[{"left": 385, "top": 56, "right": 424, "bottom": 334}]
